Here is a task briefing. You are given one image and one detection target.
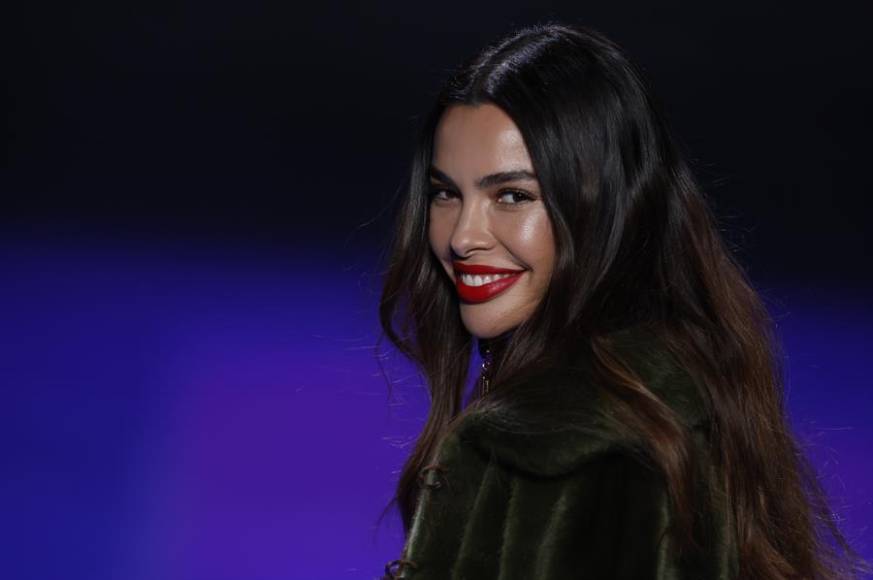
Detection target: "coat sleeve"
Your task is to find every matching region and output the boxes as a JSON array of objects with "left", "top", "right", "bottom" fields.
[{"left": 494, "top": 431, "right": 738, "bottom": 579}]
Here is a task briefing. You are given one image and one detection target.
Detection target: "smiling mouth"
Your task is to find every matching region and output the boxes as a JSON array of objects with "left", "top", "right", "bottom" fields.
[
  {"left": 457, "top": 272, "right": 518, "bottom": 286},
  {"left": 454, "top": 270, "right": 524, "bottom": 303}
]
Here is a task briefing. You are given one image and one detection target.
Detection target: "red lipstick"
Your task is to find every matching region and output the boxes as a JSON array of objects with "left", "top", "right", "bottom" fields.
[{"left": 452, "top": 261, "right": 525, "bottom": 304}]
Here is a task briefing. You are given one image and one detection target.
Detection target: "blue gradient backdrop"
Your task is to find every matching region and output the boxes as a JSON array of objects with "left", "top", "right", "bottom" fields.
[
  {"left": 3, "top": 2, "right": 871, "bottom": 577},
  {"left": 1, "top": 233, "right": 869, "bottom": 579}
]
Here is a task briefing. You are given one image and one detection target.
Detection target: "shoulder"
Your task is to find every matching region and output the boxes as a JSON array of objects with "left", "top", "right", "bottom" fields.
[
  {"left": 453, "top": 325, "right": 711, "bottom": 478},
  {"left": 417, "top": 328, "right": 737, "bottom": 579},
  {"left": 605, "top": 325, "right": 710, "bottom": 431}
]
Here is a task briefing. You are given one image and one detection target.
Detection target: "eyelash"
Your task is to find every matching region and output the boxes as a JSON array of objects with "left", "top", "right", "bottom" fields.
[{"left": 428, "top": 188, "right": 534, "bottom": 205}]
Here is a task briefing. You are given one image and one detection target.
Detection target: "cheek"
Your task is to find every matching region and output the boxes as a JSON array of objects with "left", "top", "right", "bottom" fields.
[
  {"left": 512, "top": 210, "right": 556, "bottom": 270},
  {"left": 427, "top": 220, "right": 455, "bottom": 281},
  {"left": 427, "top": 211, "right": 451, "bottom": 254},
  {"left": 427, "top": 218, "right": 440, "bottom": 256}
]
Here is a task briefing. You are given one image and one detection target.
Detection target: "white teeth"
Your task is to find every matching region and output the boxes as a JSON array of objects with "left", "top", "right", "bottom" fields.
[{"left": 459, "top": 273, "right": 517, "bottom": 287}]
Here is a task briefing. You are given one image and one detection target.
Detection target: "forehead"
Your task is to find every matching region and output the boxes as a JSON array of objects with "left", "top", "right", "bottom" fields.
[{"left": 432, "top": 103, "right": 533, "bottom": 177}]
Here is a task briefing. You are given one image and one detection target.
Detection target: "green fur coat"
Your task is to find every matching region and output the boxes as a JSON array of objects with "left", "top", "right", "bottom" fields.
[{"left": 383, "top": 329, "right": 739, "bottom": 579}]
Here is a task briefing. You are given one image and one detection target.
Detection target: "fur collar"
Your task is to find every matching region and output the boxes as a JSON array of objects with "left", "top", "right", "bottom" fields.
[{"left": 454, "top": 327, "right": 710, "bottom": 477}]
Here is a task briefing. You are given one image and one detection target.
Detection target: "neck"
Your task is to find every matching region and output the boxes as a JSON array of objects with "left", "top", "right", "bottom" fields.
[
  {"left": 477, "top": 328, "right": 514, "bottom": 359},
  {"left": 474, "top": 329, "right": 517, "bottom": 399}
]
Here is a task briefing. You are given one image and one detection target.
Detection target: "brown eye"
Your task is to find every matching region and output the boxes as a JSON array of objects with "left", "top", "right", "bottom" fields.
[
  {"left": 429, "top": 187, "right": 457, "bottom": 202},
  {"left": 497, "top": 190, "right": 533, "bottom": 204}
]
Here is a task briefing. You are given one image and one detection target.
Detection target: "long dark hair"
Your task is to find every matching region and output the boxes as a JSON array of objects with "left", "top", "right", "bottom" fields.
[{"left": 377, "top": 22, "right": 867, "bottom": 579}]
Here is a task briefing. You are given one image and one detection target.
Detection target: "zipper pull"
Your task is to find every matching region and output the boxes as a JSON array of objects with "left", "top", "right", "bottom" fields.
[{"left": 479, "top": 343, "right": 493, "bottom": 396}]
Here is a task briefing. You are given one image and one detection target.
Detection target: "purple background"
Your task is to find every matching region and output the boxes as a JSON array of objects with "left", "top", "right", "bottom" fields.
[
  {"left": 1, "top": 232, "right": 869, "bottom": 579},
  {"left": 2, "top": 1, "right": 871, "bottom": 577}
]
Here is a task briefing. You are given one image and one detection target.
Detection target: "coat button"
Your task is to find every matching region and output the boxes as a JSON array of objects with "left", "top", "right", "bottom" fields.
[{"left": 417, "top": 463, "right": 449, "bottom": 490}]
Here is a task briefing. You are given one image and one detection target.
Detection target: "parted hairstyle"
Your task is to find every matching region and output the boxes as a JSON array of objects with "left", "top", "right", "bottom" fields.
[{"left": 378, "top": 22, "right": 867, "bottom": 579}]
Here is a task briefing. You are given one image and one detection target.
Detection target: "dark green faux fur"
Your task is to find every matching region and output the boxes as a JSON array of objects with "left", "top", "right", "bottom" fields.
[{"left": 393, "top": 328, "right": 739, "bottom": 579}]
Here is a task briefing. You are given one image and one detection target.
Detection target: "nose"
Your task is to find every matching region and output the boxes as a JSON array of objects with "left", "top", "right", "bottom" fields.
[{"left": 449, "top": 197, "right": 493, "bottom": 258}]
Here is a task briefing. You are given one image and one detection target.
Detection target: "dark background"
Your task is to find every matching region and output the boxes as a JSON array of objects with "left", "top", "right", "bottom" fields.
[
  {"left": 2, "top": 2, "right": 871, "bottom": 579},
  {"left": 3, "top": 1, "right": 871, "bottom": 284}
]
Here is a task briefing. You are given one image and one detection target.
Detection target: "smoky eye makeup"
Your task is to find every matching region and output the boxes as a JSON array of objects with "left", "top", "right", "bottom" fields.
[
  {"left": 427, "top": 182, "right": 456, "bottom": 200},
  {"left": 496, "top": 189, "right": 535, "bottom": 204},
  {"left": 427, "top": 182, "right": 539, "bottom": 206}
]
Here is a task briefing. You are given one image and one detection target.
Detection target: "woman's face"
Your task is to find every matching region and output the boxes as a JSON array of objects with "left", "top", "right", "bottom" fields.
[{"left": 428, "top": 103, "right": 556, "bottom": 339}]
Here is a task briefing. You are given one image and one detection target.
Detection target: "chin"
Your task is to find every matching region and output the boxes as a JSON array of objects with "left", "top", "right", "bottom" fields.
[{"left": 460, "top": 313, "right": 515, "bottom": 339}]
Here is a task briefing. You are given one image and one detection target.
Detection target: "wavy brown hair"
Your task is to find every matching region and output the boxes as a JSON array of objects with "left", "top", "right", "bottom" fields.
[{"left": 377, "top": 22, "right": 867, "bottom": 579}]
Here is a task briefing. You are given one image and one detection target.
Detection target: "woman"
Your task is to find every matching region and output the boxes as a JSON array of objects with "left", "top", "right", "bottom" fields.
[{"left": 377, "top": 23, "right": 866, "bottom": 579}]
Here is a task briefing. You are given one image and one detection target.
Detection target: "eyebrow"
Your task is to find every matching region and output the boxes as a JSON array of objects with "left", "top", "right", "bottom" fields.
[{"left": 429, "top": 166, "right": 538, "bottom": 189}]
